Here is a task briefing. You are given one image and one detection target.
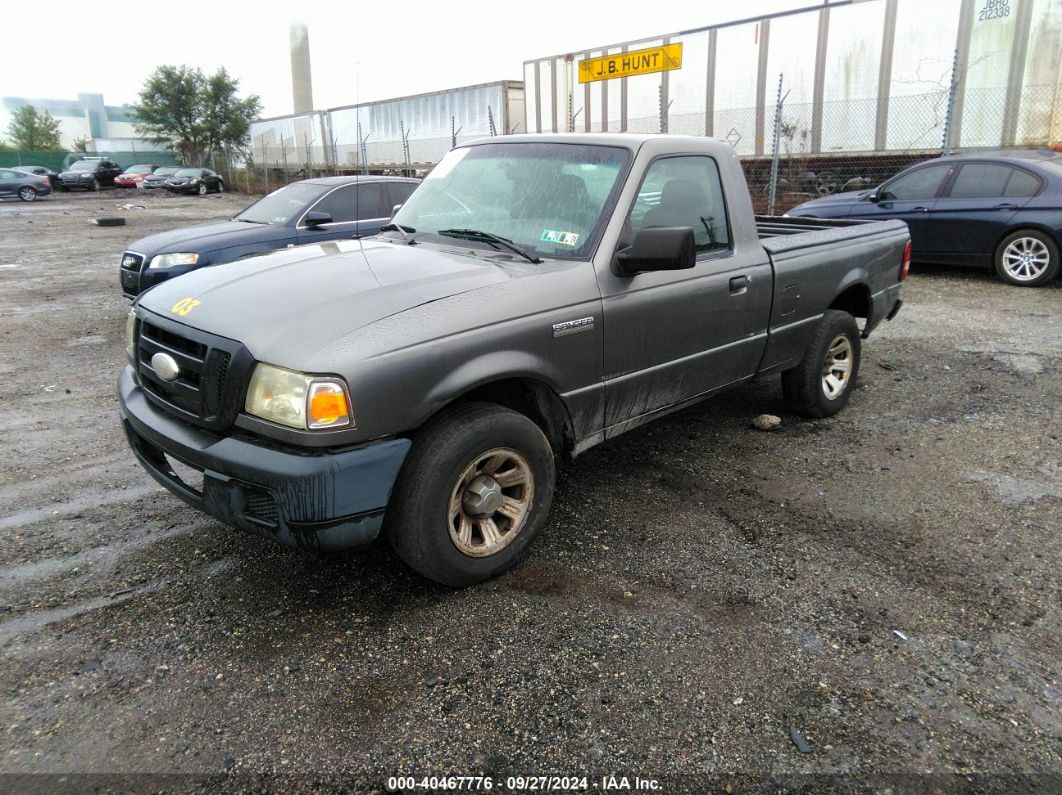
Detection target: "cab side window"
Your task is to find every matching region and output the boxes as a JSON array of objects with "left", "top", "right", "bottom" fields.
[{"left": 629, "top": 156, "right": 730, "bottom": 253}]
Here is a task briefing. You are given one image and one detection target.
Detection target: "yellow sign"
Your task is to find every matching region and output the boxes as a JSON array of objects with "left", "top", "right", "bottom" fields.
[{"left": 578, "top": 43, "right": 683, "bottom": 84}]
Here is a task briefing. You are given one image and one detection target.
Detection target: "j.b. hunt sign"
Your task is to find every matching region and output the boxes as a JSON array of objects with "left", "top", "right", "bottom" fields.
[{"left": 578, "top": 43, "right": 683, "bottom": 83}]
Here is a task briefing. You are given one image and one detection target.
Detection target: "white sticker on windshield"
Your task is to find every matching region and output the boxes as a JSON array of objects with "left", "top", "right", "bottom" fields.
[{"left": 540, "top": 229, "right": 580, "bottom": 246}]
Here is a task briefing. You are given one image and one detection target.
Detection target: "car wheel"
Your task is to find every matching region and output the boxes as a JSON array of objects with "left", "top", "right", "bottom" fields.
[
  {"left": 813, "top": 172, "right": 840, "bottom": 196},
  {"left": 89, "top": 178, "right": 99, "bottom": 192},
  {"left": 994, "top": 229, "right": 1060, "bottom": 287},
  {"left": 781, "top": 310, "right": 862, "bottom": 418},
  {"left": 386, "top": 402, "right": 556, "bottom": 587},
  {"left": 197, "top": 183, "right": 208, "bottom": 196},
  {"left": 17, "top": 186, "right": 37, "bottom": 202},
  {"left": 215, "top": 180, "right": 225, "bottom": 194}
]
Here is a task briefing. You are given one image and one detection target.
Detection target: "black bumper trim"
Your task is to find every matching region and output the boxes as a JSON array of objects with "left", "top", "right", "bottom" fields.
[{"left": 119, "top": 366, "right": 411, "bottom": 551}]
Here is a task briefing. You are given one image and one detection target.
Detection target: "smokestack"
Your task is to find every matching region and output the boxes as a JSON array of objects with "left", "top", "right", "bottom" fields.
[{"left": 289, "top": 21, "right": 314, "bottom": 114}]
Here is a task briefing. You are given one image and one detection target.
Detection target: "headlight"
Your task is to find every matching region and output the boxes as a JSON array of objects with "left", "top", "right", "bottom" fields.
[
  {"left": 148, "top": 252, "right": 200, "bottom": 270},
  {"left": 125, "top": 307, "right": 136, "bottom": 358},
  {"left": 189, "top": 178, "right": 200, "bottom": 184},
  {"left": 244, "top": 363, "right": 353, "bottom": 430}
]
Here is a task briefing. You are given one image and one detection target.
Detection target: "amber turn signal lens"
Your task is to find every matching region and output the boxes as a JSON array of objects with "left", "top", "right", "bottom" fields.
[{"left": 308, "top": 382, "right": 351, "bottom": 429}]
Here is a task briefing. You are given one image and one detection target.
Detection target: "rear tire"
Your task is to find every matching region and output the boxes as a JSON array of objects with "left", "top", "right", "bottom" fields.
[
  {"left": 386, "top": 402, "right": 556, "bottom": 587},
  {"left": 215, "top": 180, "right": 225, "bottom": 194},
  {"left": 994, "top": 229, "right": 1059, "bottom": 287},
  {"left": 17, "top": 186, "right": 37, "bottom": 202},
  {"left": 781, "top": 310, "right": 861, "bottom": 418}
]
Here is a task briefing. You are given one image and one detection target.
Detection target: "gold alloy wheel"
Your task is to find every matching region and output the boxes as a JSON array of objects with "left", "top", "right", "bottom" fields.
[
  {"left": 821, "top": 334, "right": 853, "bottom": 400},
  {"left": 448, "top": 448, "right": 534, "bottom": 558}
]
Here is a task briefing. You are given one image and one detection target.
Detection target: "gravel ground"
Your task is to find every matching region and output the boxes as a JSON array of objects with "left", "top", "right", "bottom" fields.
[{"left": 0, "top": 189, "right": 1059, "bottom": 793}]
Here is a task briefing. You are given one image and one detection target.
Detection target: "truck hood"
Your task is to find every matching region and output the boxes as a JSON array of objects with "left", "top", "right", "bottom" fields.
[
  {"left": 136, "top": 239, "right": 514, "bottom": 366},
  {"left": 128, "top": 220, "right": 277, "bottom": 257}
]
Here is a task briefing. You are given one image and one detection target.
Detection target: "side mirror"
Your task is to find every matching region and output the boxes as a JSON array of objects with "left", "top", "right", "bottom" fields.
[
  {"left": 391, "top": 203, "right": 403, "bottom": 218},
  {"left": 304, "top": 211, "right": 332, "bottom": 227},
  {"left": 613, "top": 227, "right": 696, "bottom": 277}
]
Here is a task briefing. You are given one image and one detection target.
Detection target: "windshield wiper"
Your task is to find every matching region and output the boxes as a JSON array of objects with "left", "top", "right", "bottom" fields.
[
  {"left": 437, "top": 229, "right": 542, "bottom": 264},
  {"left": 234, "top": 218, "right": 265, "bottom": 224},
  {"left": 379, "top": 222, "right": 417, "bottom": 245}
]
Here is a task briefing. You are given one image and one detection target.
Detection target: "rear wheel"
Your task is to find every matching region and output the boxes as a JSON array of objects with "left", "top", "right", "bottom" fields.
[
  {"left": 17, "top": 186, "right": 37, "bottom": 202},
  {"left": 994, "top": 229, "right": 1059, "bottom": 287},
  {"left": 386, "top": 402, "right": 556, "bottom": 587},
  {"left": 215, "top": 180, "right": 225, "bottom": 194},
  {"left": 781, "top": 310, "right": 861, "bottom": 418}
]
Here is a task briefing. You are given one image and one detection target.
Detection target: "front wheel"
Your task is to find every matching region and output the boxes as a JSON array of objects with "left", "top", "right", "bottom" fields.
[
  {"left": 197, "top": 182, "right": 208, "bottom": 196},
  {"left": 386, "top": 402, "right": 556, "bottom": 587},
  {"left": 17, "top": 186, "right": 37, "bottom": 202},
  {"left": 781, "top": 310, "right": 862, "bottom": 418},
  {"left": 88, "top": 178, "right": 99, "bottom": 192},
  {"left": 994, "top": 230, "right": 1059, "bottom": 287}
]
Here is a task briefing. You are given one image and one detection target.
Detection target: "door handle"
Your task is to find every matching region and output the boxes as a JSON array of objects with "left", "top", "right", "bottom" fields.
[
  {"left": 993, "top": 203, "right": 1018, "bottom": 210},
  {"left": 913, "top": 206, "right": 930, "bottom": 213},
  {"left": 729, "top": 275, "right": 750, "bottom": 293}
]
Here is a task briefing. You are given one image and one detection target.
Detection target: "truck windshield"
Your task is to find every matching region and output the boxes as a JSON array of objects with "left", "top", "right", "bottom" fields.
[
  {"left": 234, "top": 183, "right": 329, "bottom": 225},
  {"left": 388, "top": 142, "right": 631, "bottom": 260}
]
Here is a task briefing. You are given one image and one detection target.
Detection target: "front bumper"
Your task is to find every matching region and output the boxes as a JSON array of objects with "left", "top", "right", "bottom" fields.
[{"left": 118, "top": 366, "right": 411, "bottom": 551}]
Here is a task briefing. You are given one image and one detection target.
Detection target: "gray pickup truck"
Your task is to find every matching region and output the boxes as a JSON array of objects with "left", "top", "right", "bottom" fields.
[{"left": 119, "top": 134, "right": 908, "bottom": 586}]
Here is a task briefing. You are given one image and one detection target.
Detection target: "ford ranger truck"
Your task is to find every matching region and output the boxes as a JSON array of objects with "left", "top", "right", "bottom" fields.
[{"left": 119, "top": 134, "right": 908, "bottom": 586}]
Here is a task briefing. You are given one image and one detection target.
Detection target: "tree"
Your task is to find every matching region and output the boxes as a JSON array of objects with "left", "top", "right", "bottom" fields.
[
  {"left": 132, "top": 65, "right": 261, "bottom": 166},
  {"left": 5, "top": 106, "right": 63, "bottom": 151}
]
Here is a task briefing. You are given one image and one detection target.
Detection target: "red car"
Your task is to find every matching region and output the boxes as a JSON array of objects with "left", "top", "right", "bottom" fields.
[{"left": 114, "top": 164, "right": 158, "bottom": 188}]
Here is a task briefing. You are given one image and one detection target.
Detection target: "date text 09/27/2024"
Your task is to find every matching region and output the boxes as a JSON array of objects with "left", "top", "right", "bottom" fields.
[{"left": 386, "top": 775, "right": 662, "bottom": 791}]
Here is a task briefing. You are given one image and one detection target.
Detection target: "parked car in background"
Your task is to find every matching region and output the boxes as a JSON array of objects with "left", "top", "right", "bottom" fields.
[
  {"left": 12, "top": 165, "right": 59, "bottom": 188},
  {"left": 162, "top": 167, "right": 225, "bottom": 196},
  {"left": 787, "top": 149, "right": 1062, "bottom": 287},
  {"left": 114, "top": 164, "right": 158, "bottom": 188},
  {"left": 142, "top": 166, "right": 181, "bottom": 189},
  {"left": 0, "top": 168, "right": 52, "bottom": 202},
  {"left": 57, "top": 157, "right": 123, "bottom": 192},
  {"left": 120, "top": 175, "right": 420, "bottom": 296}
]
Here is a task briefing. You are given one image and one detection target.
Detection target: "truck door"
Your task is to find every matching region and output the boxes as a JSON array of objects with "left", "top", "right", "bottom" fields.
[{"left": 597, "top": 155, "right": 772, "bottom": 432}]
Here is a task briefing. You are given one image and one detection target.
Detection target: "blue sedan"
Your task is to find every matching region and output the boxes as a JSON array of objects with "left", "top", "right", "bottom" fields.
[
  {"left": 120, "top": 176, "right": 420, "bottom": 297},
  {"left": 786, "top": 150, "right": 1062, "bottom": 287}
]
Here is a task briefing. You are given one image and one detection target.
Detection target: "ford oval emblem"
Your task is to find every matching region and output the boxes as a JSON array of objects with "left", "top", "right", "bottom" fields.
[{"left": 151, "top": 352, "right": 180, "bottom": 382}]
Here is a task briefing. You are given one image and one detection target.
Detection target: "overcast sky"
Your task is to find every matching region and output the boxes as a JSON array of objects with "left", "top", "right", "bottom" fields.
[{"left": 7, "top": 0, "right": 816, "bottom": 117}]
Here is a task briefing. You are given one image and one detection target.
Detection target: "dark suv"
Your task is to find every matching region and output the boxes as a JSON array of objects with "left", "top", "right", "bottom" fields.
[{"left": 58, "top": 158, "right": 123, "bottom": 192}]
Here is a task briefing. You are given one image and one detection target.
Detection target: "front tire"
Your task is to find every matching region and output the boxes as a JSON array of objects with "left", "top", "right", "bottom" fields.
[
  {"left": 89, "top": 178, "right": 99, "bottom": 192},
  {"left": 17, "top": 186, "right": 37, "bottom": 202},
  {"left": 197, "top": 183, "right": 208, "bottom": 196},
  {"left": 386, "top": 402, "right": 556, "bottom": 587},
  {"left": 782, "top": 310, "right": 862, "bottom": 418},
  {"left": 994, "top": 229, "right": 1059, "bottom": 287}
]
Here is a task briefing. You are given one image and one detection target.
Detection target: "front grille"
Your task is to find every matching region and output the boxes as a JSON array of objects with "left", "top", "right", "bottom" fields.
[
  {"left": 121, "top": 251, "right": 144, "bottom": 271},
  {"left": 244, "top": 488, "right": 280, "bottom": 525},
  {"left": 135, "top": 311, "right": 254, "bottom": 432}
]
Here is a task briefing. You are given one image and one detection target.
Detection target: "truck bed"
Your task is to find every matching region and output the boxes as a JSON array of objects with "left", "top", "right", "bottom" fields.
[{"left": 755, "top": 215, "right": 907, "bottom": 255}]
